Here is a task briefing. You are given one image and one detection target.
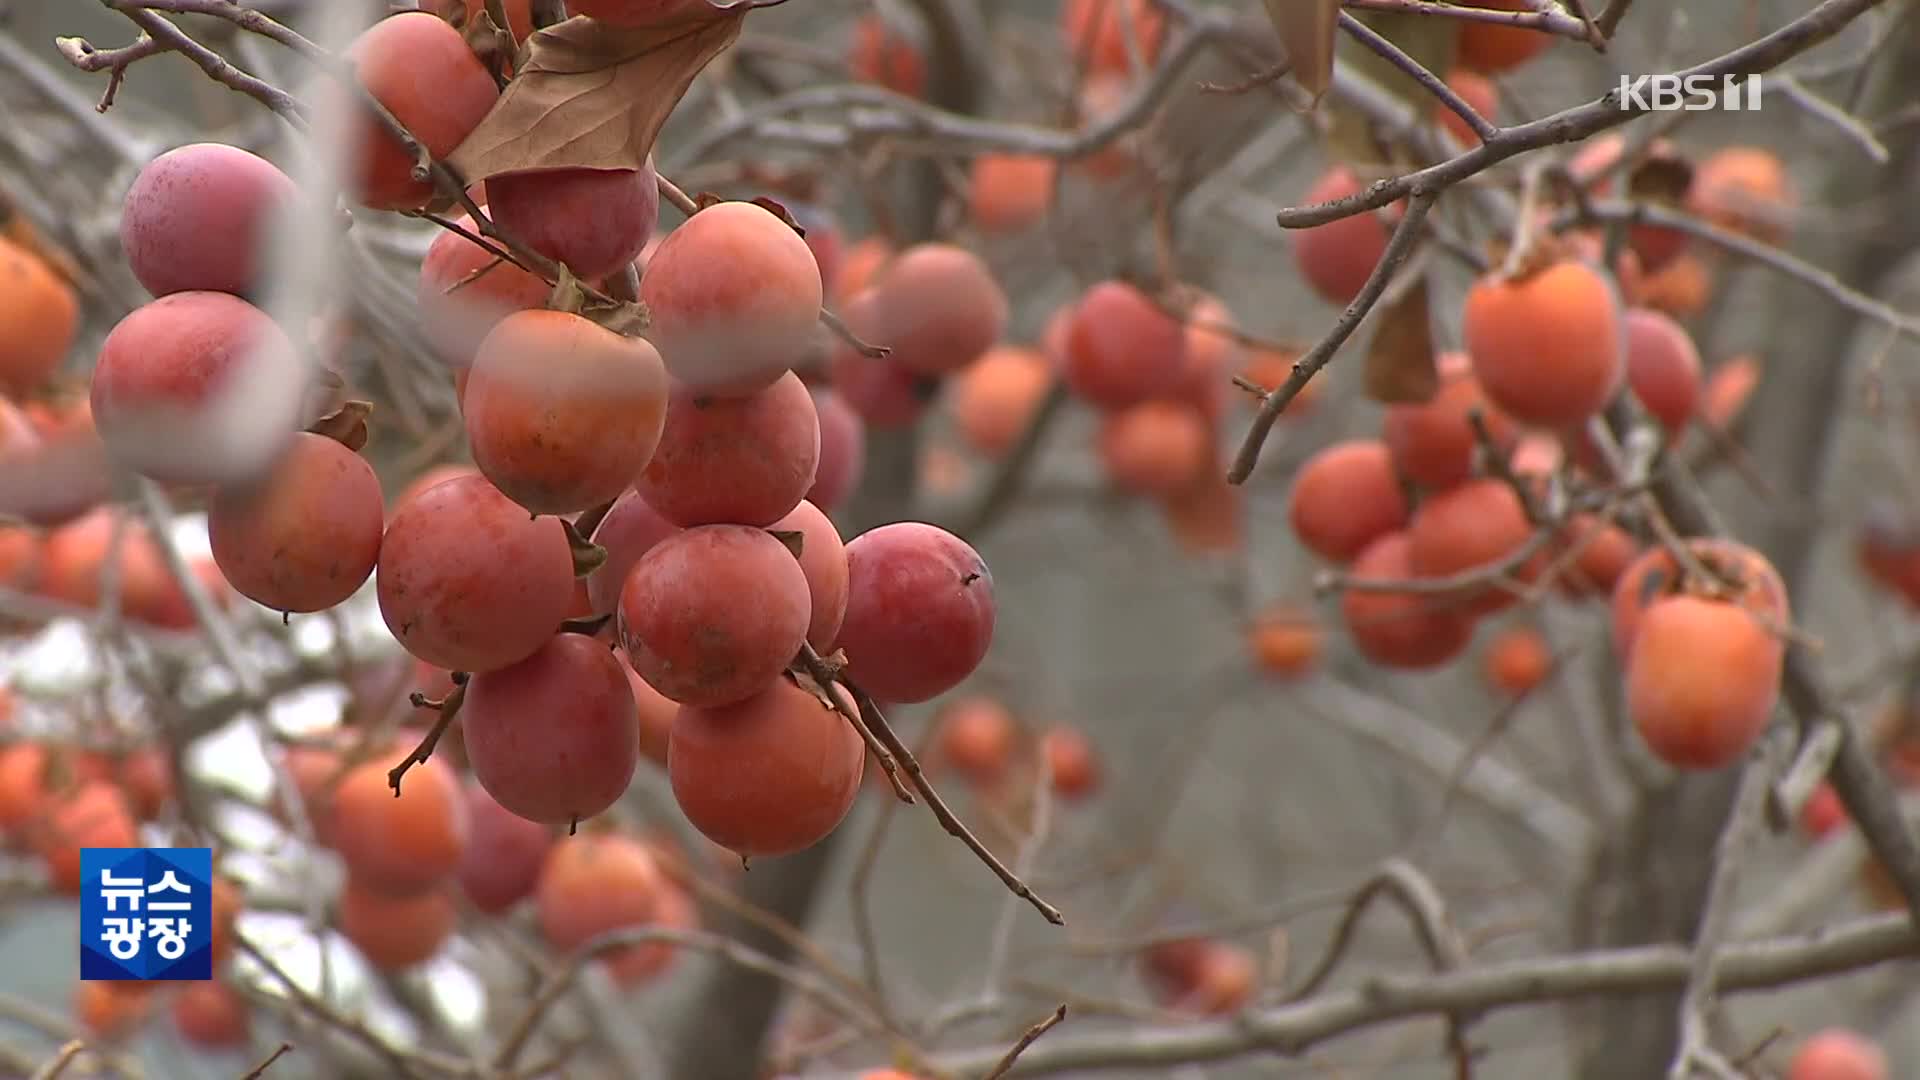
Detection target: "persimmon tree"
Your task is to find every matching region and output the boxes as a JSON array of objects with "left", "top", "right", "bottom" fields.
[{"left": 0, "top": 0, "right": 1915, "bottom": 1078}]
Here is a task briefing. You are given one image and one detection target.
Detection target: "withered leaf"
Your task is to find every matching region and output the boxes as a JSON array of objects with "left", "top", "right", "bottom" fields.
[
  {"left": 1325, "top": 11, "right": 1457, "bottom": 165},
  {"left": 581, "top": 297, "right": 650, "bottom": 337},
  {"left": 785, "top": 664, "right": 840, "bottom": 713},
  {"left": 307, "top": 400, "right": 372, "bottom": 452},
  {"left": 563, "top": 518, "right": 608, "bottom": 577},
  {"left": 1263, "top": 0, "right": 1340, "bottom": 101},
  {"left": 1626, "top": 155, "right": 1695, "bottom": 206},
  {"left": 1362, "top": 273, "right": 1438, "bottom": 404},
  {"left": 447, "top": 1, "right": 751, "bottom": 181}
]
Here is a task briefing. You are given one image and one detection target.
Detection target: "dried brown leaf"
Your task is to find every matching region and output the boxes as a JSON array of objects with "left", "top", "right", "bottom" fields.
[
  {"left": 447, "top": 1, "right": 750, "bottom": 180},
  {"left": 1263, "top": 0, "right": 1340, "bottom": 101},
  {"left": 1363, "top": 275, "right": 1437, "bottom": 404},
  {"left": 563, "top": 518, "right": 608, "bottom": 576},
  {"left": 307, "top": 400, "right": 372, "bottom": 451},
  {"left": 1626, "top": 155, "right": 1695, "bottom": 207}
]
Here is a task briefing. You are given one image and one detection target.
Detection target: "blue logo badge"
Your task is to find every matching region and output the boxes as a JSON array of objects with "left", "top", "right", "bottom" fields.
[{"left": 79, "top": 847, "right": 214, "bottom": 981}]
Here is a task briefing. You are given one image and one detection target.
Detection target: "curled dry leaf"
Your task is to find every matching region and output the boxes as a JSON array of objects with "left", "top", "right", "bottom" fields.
[
  {"left": 1264, "top": 0, "right": 1340, "bottom": 101},
  {"left": 563, "top": 518, "right": 609, "bottom": 576},
  {"left": 1626, "top": 155, "right": 1695, "bottom": 207},
  {"left": 447, "top": 1, "right": 752, "bottom": 181},
  {"left": 307, "top": 400, "right": 373, "bottom": 452},
  {"left": 1363, "top": 273, "right": 1438, "bottom": 404}
]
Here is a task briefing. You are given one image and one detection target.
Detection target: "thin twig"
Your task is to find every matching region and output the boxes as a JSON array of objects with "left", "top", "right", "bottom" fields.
[
  {"left": 1228, "top": 191, "right": 1436, "bottom": 484},
  {"left": 1665, "top": 723, "right": 1798, "bottom": 1080},
  {"left": 981, "top": 1004, "right": 1070, "bottom": 1080}
]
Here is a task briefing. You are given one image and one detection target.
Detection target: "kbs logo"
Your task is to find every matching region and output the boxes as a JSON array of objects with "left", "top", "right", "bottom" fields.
[{"left": 1617, "top": 74, "right": 1763, "bottom": 112}]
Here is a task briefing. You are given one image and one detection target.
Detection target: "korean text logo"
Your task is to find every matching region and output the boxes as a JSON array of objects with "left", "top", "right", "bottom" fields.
[
  {"left": 79, "top": 847, "right": 214, "bottom": 981},
  {"left": 1617, "top": 74, "right": 1763, "bottom": 112}
]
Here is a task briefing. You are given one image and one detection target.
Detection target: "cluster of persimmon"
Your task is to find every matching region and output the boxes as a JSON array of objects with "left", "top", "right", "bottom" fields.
[
  {"left": 280, "top": 726, "right": 703, "bottom": 989},
  {"left": 94, "top": 7, "right": 998, "bottom": 863},
  {"left": 1283, "top": 213, "right": 1786, "bottom": 769},
  {"left": 0, "top": 0, "right": 1015, "bottom": 1020}
]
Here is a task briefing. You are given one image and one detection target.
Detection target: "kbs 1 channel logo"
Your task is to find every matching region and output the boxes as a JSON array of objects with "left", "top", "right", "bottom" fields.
[
  {"left": 1617, "top": 73, "right": 1764, "bottom": 113},
  {"left": 79, "top": 847, "right": 215, "bottom": 982}
]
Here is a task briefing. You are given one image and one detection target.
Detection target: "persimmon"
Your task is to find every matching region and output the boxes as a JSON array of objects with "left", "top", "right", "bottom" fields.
[
  {"left": 326, "top": 752, "right": 468, "bottom": 895},
  {"left": 1407, "top": 478, "right": 1540, "bottom": 615},
  {"left": 90, "top": 291, "right": 305, "bottom": 488},
  {"left": 1097, "top": 399, "right": 1211, "bottom": 497},
  {"left": 1063, "top": 280, "right": 1186, "bottom": 409},
  {"left": 1688, "top": 146, "right": 1794, "bottom": 242},
  {"left": 771, "top": 499, "right": 849, "bottom": 650},
  {"left": 337, "top": 879, "right": 457, "bottom": 971},
  {"left": 829, "top": 291, "right": 936, "bottom": 429},
  {"left": 1621, "top": 307, "right": 1702, "bottom": 437},
  {"left": 864, "top": 244, "right": 1008, "bottom": 377},
  {"left": 465, "top": 309, "right": 670, "bottom": 515},
  {"left": 1040, "top": 725, "right": 1100, "bottom": 800},
  {"left": 1292, "top": 167, "right": 1388, "bottom": 307},
  {"left": 1171, "top": 294, "right": 1240, "bottom": 423},
  {"left": 808, "top": 385, "right": 868, "bottom": 511},
  {"left": 119, "top": 142, "right": 298, "bottom": 299},
  {"left": 415, "top": 214, "right": 556, "bottom": 368},
  {"left": 457, "top": 780, "right": 556, "bottom": 914},
  {"left": 486, "top": 162, "right": 660, "bottom": 282},
  {"left": 0, "top": 235, "right": 78, "bottom": 397},
  {"left": 463, "top": 633, "right": 641, "bottom": 826},
  {"left": 848, "top": 13, "right": 925, "bottom": 97},
  {"left": 1626, "top": 592, "right": 1783, "bottom": 770},
  {"left": 968, "top": 154, "right": 1057, "bottom": 233},
  {"left": 833, "top": 237, "right": 893, "bottom": 303},
  {"left": 1061, "top": 0, "right": 1166, "bottom": 74},
  {"left": 341, "top": 12, "right": 499, "bottom": 211},
  {"left": 1161, "top": 460, "right": 1245, "bottom": 555},
  {"left": 835, "top": 522, "right": 995, "bottom": 704},
  {"left": 1340, "top": 532, "right": 1477, "bottom": 669},
  {"left": 617, "top": 647, "right": 678, "bottom": 766},
  {"left": 1700, "top": 354, "right": 1761, "bottom": 431},
  {"left": 1483, "top": 625, "right": 1552, "bottom": 696},
  {"left": 1786, "top": 1029, "right": 1888, "bottom": 1080},
  {"left": 391, "top": 462, "right": 478, "bottom": 512},
  {"left": 934, "top": 695, "right": 1017, "bottom": 787},
  {"left": 74, "top": 979, "right": 152, "bottom": 1040},
  {"left": 1287, "top": 440, "right": 1409, "bottom": 564},
  {"left": 1463, "top": 259, "right": 1625, "bottom": 428},
  {"left": 619, "top": 524, "right": 811, "bottom": 707},
  {"left": 170, "top": 980, "right": 251, "bottom": 1048},
  {"left": 670, "top": 677, "right": 866, "bottom": 856},
  {"left": 1380, "top": 351, "right": 1517, "bottom": 491},
  {"left": 32, "top": 781, "right": 139, "bottom": 894},
  {"left": 535, "top": 831, "right": 670, "bottom": 984},
  {"left": 1239, "top": 346, "right": 1320, "bottom": 418},
  {"left": 642, "top": 200, "right": 824, "bottom": 396},
  {"left": 949, "top": 346, "right": 1054, "bottom": 458},
  {"left": 208, "top": 431, "right": 385, "bottom": 613},
  {"left": 584, "top": 489, "right": 680, "bottom": 617},
  {"left": 1610, "top": 538, "right": 1787, "bottom": 660},
  {"left": 1629, "top": 251, "right": 1714, "bottom": 319},
  {"left": 1457, "top": 0, "right": 1552, "bottom": 72},
  {"left": 376, "top": 473, "right": 576, "bottom": 672},
  {"left": 1247, "top": 604, "right": 1322, "bottom": 678},
  {"left": 1554, "top": 514, "right": 1640, "bottom": 598}
]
